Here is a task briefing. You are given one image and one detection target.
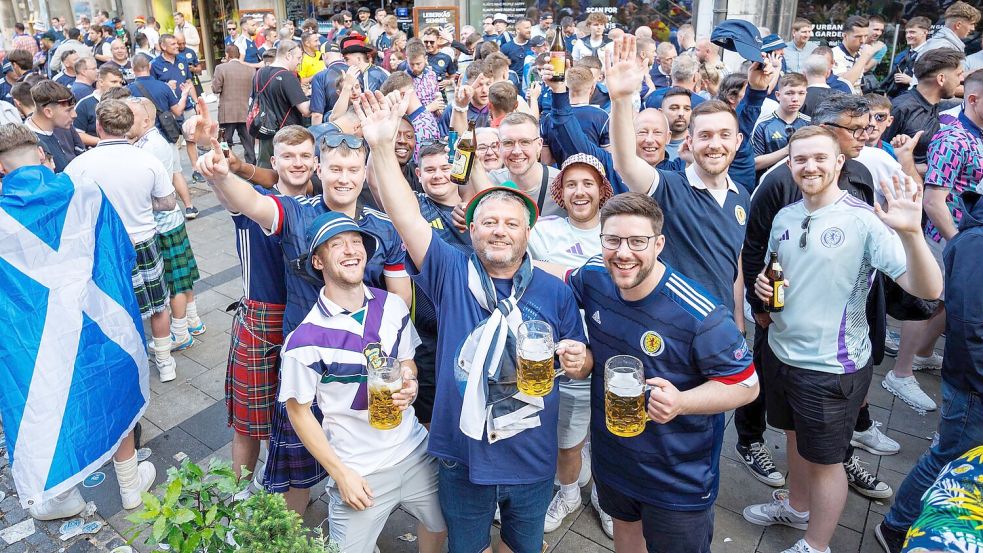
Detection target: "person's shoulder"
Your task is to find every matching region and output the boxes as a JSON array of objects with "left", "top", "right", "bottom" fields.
[
  {"left": 362, "top": 206, "right": 395, "bottom": 225},
  {"left": 661, "top": 268, "right": 721, "bottom": 320}
]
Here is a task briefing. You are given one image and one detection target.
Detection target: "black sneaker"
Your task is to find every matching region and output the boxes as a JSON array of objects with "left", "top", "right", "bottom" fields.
[
  {"left": 192, "top": 170, "right": 206, "bottom": 183},
  {"left": 185, "top": 206, "right": 199, "bottom": 220},
  {"left": 736, "top": 442, "right": 786, "bottom": 487},
  {"left": 844, "top": 456, "right": 893, "bottom": 499},
  {"left": 874, "top": 522, "right": 906, "bottom": 553}
]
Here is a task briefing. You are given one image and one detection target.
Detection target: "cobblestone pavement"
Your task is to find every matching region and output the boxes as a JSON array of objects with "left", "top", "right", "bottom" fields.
[{"left": 0, "top": 98, "right": 946, "bottom": 553}]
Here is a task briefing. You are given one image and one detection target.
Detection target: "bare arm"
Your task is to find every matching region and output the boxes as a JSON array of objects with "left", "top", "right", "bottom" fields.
[
  {"left": 296, "top": 100, "right": 311, "bottom": 117},
  {"left": 605, "top": 36, "right": 659, "bottom": 193},
  {"left": 733, "top": 255, "right": 746, "bottom": 335},
  {"left": 875, "top": 176, "right": 944, "bottom": 300},
  {"left": 754, "top": 145, "right": 788, "bottom": 171},
  {"left": 311, "top": 112, "right": 324, "bottom": 125},
  {"left": 838, "top": 43, "right": 879, "bottom": 87},
  {"left": 923, "top": 186, "right": 958, "bottom": 240},
  {"left": 385, "top": 275, "right": 412, "bottom": 307},
  {"left": 196, "top": 139, "right": 278, "bottom": 230},
  {"left": 152, "top": 192, "right": 177, "bottom": 211}
]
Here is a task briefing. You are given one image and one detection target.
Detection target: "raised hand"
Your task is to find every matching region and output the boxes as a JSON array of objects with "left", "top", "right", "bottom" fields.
[
  {"left": 875, "top": 174, "right": 924, "bottom": 234},
  {"left": 352, "top": 90, "right": 410, "bottom": 149},
  {"left": 891, "top": 130, "right": 924, "bottom": 158},
  {"left": 605, "top": 34, "right": 645, "bottom": 100},
  {"left": 196, "top": 137, "right": 230, "bottom": 182},
  {"left": 747, "top": 55, "right": 776, "bottom": 91}
]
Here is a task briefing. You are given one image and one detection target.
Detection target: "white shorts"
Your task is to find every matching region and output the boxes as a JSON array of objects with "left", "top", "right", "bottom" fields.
[
  {"left": 557, "top": 379, "right": 591, "bottom": 449},
  {"left": 170, "top": 142, "right": 183, "bottom": 173},
  {"left": 326, "top": 438, "right": 445, "bottom": 553},
  {"left": 927, "top": 236, "right": 946, "bottom": 300}
]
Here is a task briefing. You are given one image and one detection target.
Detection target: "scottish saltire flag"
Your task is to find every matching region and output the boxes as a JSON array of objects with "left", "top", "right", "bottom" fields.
[{"left": 0, "top": 165, "right": 149, "bottom": 509}]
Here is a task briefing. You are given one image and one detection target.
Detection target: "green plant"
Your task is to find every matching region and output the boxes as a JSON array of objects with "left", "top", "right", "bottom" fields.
[
  {"left": 235, "top": 492, "right": 339, "bottom": 553},
  {"left": 126, "top": 457, "right": 247, "bottom": 553}
]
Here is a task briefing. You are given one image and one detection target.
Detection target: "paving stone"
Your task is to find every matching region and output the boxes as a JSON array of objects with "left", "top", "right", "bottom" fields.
[
  {"left": 549, "top": 529, "right": 612, "bottom": 552},
  {"left": 190, "top": 364, "right": 227, "bottom": 401},
  {"left": 144, "top": 378, "right": 216, "bottom": 431},
  {"left": 178, "top": 401, "right": 232, "bottom": 451},
  {"left": 713, "top": 505, "right": 762, "bottom": 553},
  {"left": 568, "top": 498, "right": 613, "bottom": 549}
]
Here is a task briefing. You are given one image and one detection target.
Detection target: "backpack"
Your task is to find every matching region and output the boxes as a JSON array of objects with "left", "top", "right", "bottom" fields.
[
  {"left": 133, "top": 82, "right": 182, "bottom": 143},
  {"left": 246, "top": 68, "right": 289, "bottom": 139}
]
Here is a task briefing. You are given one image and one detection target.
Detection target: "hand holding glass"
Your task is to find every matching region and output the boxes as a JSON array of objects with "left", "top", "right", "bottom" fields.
[
  {"left": 605, "top": 355, "right": 651, "bottom": 437},
  {"left": 367, "top": 356, "right": 402, "bottom": 430},
  {"left": 516, "top": 320, "right": 564, "bottom": 397}
]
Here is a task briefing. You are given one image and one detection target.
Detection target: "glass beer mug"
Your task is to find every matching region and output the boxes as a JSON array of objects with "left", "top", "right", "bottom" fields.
[
  {"left": 605, "top": 355, "right": 650, "bottom": 437},
  {"left": 367, "top": 356, "right": 403, "bottom": 430},
  {"left": 516, "top": 320, "right": 561, "bottom": 397}
]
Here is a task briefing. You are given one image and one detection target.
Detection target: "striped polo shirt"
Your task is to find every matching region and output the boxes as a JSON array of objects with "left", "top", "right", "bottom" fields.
[{"left": 277, "top": 285, "right": 425, "bottom": 476}]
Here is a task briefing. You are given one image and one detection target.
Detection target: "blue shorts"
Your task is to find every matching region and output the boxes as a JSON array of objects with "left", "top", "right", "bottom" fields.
[
  {"left": 595, "top": 479, "right": 714, "bottom": 553},
  {"left": 436, "top": 458, "right": 552, "bottom": 553}
]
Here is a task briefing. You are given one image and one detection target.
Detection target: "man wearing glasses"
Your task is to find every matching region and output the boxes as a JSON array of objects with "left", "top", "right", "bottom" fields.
[
  {"left": 487, "top": 112, "right": 566, "bottom": 217},
  {"left": 744, "top": 126, "right": 941, "bottom": 553},
  {"left": 744, "top": 94, "right": 910, "bottom": 499}
]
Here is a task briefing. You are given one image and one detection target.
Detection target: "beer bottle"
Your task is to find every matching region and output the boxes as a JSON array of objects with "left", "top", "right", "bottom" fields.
[
  {"left": 217, "top": 127, "right": 230, "bottom": 158},
  {"left": 548, "top": 25, "right": 566, "bottom": 81},
  {"left": 450, "top": 120, "right": 477, "bottom": 185},
  {"left": 765, "top": 252, "right": 785, "bottom": 312}
]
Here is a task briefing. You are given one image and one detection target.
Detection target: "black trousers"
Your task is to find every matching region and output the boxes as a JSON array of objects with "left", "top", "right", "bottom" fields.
[
  {"left": 735, "top": 322, "right": 769, "bottom": 446},
  {"left": 221, "top": 122, "right": 256, "bottom": 165}
]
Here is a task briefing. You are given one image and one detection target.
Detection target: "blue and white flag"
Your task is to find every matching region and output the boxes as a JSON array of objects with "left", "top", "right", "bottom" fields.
[{"left": 0, "top": 165, "right": 149, "bottom": 509}]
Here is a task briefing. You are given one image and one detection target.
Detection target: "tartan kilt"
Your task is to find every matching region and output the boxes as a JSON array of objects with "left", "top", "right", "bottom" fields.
[
  {"left": 156, "top": 223, "right": 200, "bottom": 295},
  {"left": 263, "top": 398, "right": 327, "bottom": 493},
  {"left": 131, "top": 236, "right": 169, "bottom": 319},
  {"left": 225, "top": 299, "right": 285, "bottom": 439}
]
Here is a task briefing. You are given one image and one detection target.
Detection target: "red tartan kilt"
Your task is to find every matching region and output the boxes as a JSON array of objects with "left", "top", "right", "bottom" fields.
[{"left": 225, "top": 299, "right": 285, "bottom": 439}]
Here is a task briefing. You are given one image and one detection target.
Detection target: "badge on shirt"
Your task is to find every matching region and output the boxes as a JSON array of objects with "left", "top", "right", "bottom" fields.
[
  {"left": 640, "top": 331, "right": 665, "bottom": 357},
  {"left": 178, "top": 63, "right": 185, "bottom": 70},
  {"left": 821, "top": 227, "right": 845, "bottom": 248},
  {"left": 363, "top": 342, "right": 385, "bottom": 369},
  {"left": 437, "top": 59, "right": 446, "bottom": 67},
  {"left": 735, "top": 205, "right": 747, "bottom": 226}
]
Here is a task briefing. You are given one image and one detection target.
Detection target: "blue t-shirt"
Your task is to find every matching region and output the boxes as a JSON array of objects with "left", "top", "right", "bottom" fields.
[
  {"left": 644, "top": 87, "right": 707, "bottom": 110},
  {"left": 310, "top": 61, "right": 349, "bottom": 116},
  {"left": 568, "top": 261, "right": 753, "bottom": 510},
  {"left": 541, "top": 103, "right": 609, "bottom": 153},
  {"left": 408, "top": 234, "right": 586, "bottom": 484},
  {"left": 233, "top": 186, "right": 289, "bottom": 304},
  {"left": 177, "top": 48, "right": 200, "bottom": 80},
  {"left": 416, "top": 193, "right": 472, "bottom": 251},
  {"left": 751, "top": 112, "right": 811, "bottom": 157},
  {"left": 53, "top": 72, "right": 75, "bottom": 87},
  {"left": 652, "top": 167, "right": 750, "bottom": 311},
  {"left": 150, "top": 55, "right": 189, "bottom": 85},
  {"left": 70, "top": 81, "right": 94, "bottom": 102},
  {"left": 427, "top": 52, "right": 456, "bottom": 80},
  {"left": 129, "top": 76, "right": 180, "bottom": 136},
  {"left": 500, "top": 39, "right": 532, "bottom": 75},
  {"left": 73, "top": 93, "right": 99, "bottom": 136}
]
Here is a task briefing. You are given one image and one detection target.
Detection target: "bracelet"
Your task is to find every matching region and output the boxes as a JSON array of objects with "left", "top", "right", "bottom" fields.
[
  {"left": 452, "top": 104, "right": 468, "bottom": 113},
  {"left": 245, "top": 164, "right": 257, "bottom": 182}
]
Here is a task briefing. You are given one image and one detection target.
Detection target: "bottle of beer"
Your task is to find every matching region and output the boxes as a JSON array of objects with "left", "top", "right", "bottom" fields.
[
  {"left": 450, "top": 120, "right": 477, "bottom": 185},
  {"left": 548, "top": 25, "right": 566, "bottom": 81},
  {"left": 765, "top": 252, "right": 785, "bottom": 312},
  {"left": 217, "top": 127, "right": 230, "bottom": 158}
]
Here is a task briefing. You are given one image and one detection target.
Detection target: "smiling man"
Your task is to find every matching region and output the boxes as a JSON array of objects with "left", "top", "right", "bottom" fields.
[{"left": 487, "top": 112, "right": 565, "bottom": 217}]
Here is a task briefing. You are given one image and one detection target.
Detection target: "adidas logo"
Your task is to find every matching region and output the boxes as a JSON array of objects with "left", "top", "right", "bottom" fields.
[
  {"left": 567, "top": 243, "right": 584, "bottom": 256},
  {"left": 592, "top": 311, "right": 601, "bottom": 324},
  {"left": 431, "top": 218, "right": 444, "bottom": 230},
  {"left": 778, "top": 229, "right": 790, "bottom": 242},
  {"left": 771, "top": 131, "right": 784, "bottom": 140}
]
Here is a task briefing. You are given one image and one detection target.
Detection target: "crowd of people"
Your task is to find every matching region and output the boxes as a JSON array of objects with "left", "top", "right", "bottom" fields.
[{"left": 0, "top": 3, "right": 981, "bottom": 553}]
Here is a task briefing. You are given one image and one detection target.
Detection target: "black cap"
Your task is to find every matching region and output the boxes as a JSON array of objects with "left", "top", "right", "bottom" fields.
[
  {"left": 529, "top": 35, "right": 546, "bottom": 47},
  {"left": 540, "top": 12, "right": 553, "bottom": 20}
]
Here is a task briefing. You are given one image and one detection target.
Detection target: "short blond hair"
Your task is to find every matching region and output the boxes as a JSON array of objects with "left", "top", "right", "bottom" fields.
[
  {"left": 945, "top": 1, "right": 981, "bottom": 24},
  {"left": 788, "top": 125, "right": 841, "bottom": 157}
]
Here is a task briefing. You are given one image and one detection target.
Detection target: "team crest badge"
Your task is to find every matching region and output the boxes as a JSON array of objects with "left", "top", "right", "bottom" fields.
[
  {"left": 178, "top": 63, "right": 185, "bottom": 70},
  {"left": 821, "top": 227, "right": 845, "bottom": 248},
  {"left": 437, "top": 59, "right": 446, "bottom": 67},
  {"left": 640, "top": 331, "right": 665, "bottom": 357},
  {"left": 735, "top": 205, "right": 747, "bottom": 226},
  {"left": 363, "top": 342, "right": 385, "bottom": 369}
]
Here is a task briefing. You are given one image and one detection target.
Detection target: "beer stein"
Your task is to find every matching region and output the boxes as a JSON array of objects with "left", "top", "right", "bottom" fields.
[
  {"left": 516, "top": 320, "right": 561, "bottom": 397},
  {"left": 605, "top": 355, "right": 650, "bottom": 437},
  {"left": 367, "top": 356, "right": 402, "bottom": 430}
]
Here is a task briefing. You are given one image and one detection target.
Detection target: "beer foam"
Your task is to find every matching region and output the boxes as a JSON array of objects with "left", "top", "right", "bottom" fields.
[
  {"left": 608, "top": 372, "right": 643, "bottom": 397},
  {"left": 520, "top": 339, "right": 554, "bottom": 361}
]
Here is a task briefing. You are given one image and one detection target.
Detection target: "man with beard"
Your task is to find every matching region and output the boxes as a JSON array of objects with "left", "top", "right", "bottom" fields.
[
  {"left": 202, "top": 125, "right": 315, "bottom": 492},
  {"left": 357, "top": 88, "right": 590, "bottom": 553},
  {"left": 233, "top": 16, "right": 262, "bottom": 67},
  {"left": 566, "top": 191, "right": 758, "bottom": 553},
  {"left": 487, "top": 112, "right": 565, "bottom": 217},
  {"left": 745, "top": 126, "right": 941, "bottom": 553},
  {"left": 198, "top": 126, "right": 410, "bottom": 514},
  {"left": 608, "top": 36, "right": 757, "bottom": 319},
  {"left": 661, "top": 88, "right": 693, "bottom": 161}
]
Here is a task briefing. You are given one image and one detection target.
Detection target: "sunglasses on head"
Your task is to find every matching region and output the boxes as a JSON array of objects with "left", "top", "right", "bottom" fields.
[
  {"left": 321, "top": 133, "right": 364, "bottom": 149},
  {"left": 44, "top": 97, "right": 76, "bottom": 108}
]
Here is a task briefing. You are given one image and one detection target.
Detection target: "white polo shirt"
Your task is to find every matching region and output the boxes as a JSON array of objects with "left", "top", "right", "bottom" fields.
[{"left": 64, "top": 139, "right": 173, "bottom": 243}]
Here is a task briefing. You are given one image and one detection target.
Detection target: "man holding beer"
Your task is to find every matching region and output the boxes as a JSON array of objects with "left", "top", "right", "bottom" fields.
[
  {"left": 745, "top": 127, "right": 942, "bottom": 553},
  {"left": 566, "top": 191, "right": 759, "bottom": 553},
  {"left": 278, "top": 211, "right": 447, "bottom": 553},
  {"left": 357, "top": 89, "right": 591, "bottom": 553}
]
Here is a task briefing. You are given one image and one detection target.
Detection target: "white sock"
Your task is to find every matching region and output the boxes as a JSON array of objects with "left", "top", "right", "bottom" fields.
[
  {"left": 801, "top": 539, "right": 830, "bottom": 553},
  {"left": 171, "top": 316, "right": 189, "bottom": 341},
  {"left": 114, "top": 453, "right": 139, "bottom": 490},
  {"left": 153, "top": 336, "right": 172, "bottom": 363},
  {"left": 785, "top": 499, "right": 809, "bottom": 518},
  {"left": 559, "top": 482, "right": 579, "bottom": 503},
  {"left": 186, "top": 301, "right": 201, "bottom": 326}
]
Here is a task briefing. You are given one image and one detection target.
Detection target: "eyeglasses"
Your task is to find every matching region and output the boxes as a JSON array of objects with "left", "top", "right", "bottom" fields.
[
  {"left": 500, "top": 138, "right": 539, "bottom": 149},
  {"left": 600, "top": 234, "right": 657, "bottom": 251},
  {"left": 873, "top": 113, "right": 889, "bottom": 122},
  {"left": 824, "top": 122, "right": 875, "bottom": 139},
  {"left": 423, "top": 40, "right": 435, "bottom": 45},
  {"left": 476, "top": 143, "right": 500, "bottom": 153},
  {"left": 343, "top": 19, "right": 352, "bottom": 23},
  {"left": 799, "top": 216, "right": 812, "bottom": 249},
  {"left": 320, "top": 133, "right": 364, "bottom": 149},
  {"left": 227, "top": 27, "right": 236, "bottom": 31}
]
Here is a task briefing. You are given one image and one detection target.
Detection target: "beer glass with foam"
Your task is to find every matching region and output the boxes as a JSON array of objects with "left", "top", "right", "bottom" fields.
[
  {"left": 605, "top": 355, "right": 650, "bottom": 437},
  {"left": 367, "top": 356, "right": 402, "bottom": 430},
  {"left": 516, "top": 320, "right": 559, "bottom": 397}
]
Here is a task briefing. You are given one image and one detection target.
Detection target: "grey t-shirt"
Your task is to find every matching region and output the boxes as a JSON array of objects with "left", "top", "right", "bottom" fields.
[{"left": 488, "top": 164, "right": 566, "bottom": 218}]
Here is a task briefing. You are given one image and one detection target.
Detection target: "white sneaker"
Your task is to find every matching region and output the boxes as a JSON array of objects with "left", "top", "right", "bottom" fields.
[
  {"left": 544, "top": 490, "right": 581, "bottom": 533},
  {"left": 884, "top": 330, "right": 900, "bottom": 357},
  {"left": 882, "top": 371, "right": 937, "bottom": 412},
  {"left": 742, "top": 489, "right": 809, "bottom": 530},
  {"left": 578, "top": 444, "right": 592, "bottom": 487},
  {"left": 781, "top": 538, "right": 831, "bottom": 553},
  {"left": 912, "top": 352, "right": 943, "bottom": 371},
  {"left": 120, "top": 461, "right": 157, "bottom": 510},
  {"left": 28, "top": 488, "right": 86, "bottom": 520},
  {"left": 590, "top": 484, "right": 613, "bottom": 539},
  {"left": 157, "top": 356, "right": 177, "bottom": 383},
  {"left": 850, "top": 421, "right": 900, "bottom": 456}
]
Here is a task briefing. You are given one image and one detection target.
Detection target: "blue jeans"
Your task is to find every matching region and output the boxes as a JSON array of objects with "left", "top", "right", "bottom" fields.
[
  {"left": 437, "top": 458, "right": 553, "bottom": 553},
  {"left": 884, "top": 381, "right": 983, "bottom": 531}
]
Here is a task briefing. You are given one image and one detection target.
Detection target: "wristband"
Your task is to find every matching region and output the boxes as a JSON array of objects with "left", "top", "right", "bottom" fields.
[{"left": 452, "top": 104, "right": 468, "bottom": 113}]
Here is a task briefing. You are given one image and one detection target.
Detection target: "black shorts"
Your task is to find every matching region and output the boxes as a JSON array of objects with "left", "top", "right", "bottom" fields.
[
  {"left": 762, "top": 346, "right": 872, "bottom": 465},
  {"left": 595, "top": 479, "right": 713, "bottom": 553}
]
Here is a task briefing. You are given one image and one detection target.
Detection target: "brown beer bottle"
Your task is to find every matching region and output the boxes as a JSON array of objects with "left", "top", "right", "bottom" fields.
[
  {"left": 548, "top": 25, "right": 566, "bottom": 81},
  {"left": 765, "top": 252, "right": 785, "bottom": 312},
  {"left": 450, "top": 120, "right": 477, "bottom": 185}
]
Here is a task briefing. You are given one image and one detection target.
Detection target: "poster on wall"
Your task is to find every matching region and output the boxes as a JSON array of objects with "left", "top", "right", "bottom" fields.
[{"left": 413, "top": 6, "right": 460, "bottom": 39}]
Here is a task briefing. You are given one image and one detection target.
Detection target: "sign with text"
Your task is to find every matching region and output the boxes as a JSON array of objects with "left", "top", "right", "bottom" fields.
[{"left": 413, "top": 6, "right": 460, "bottom": 40}]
